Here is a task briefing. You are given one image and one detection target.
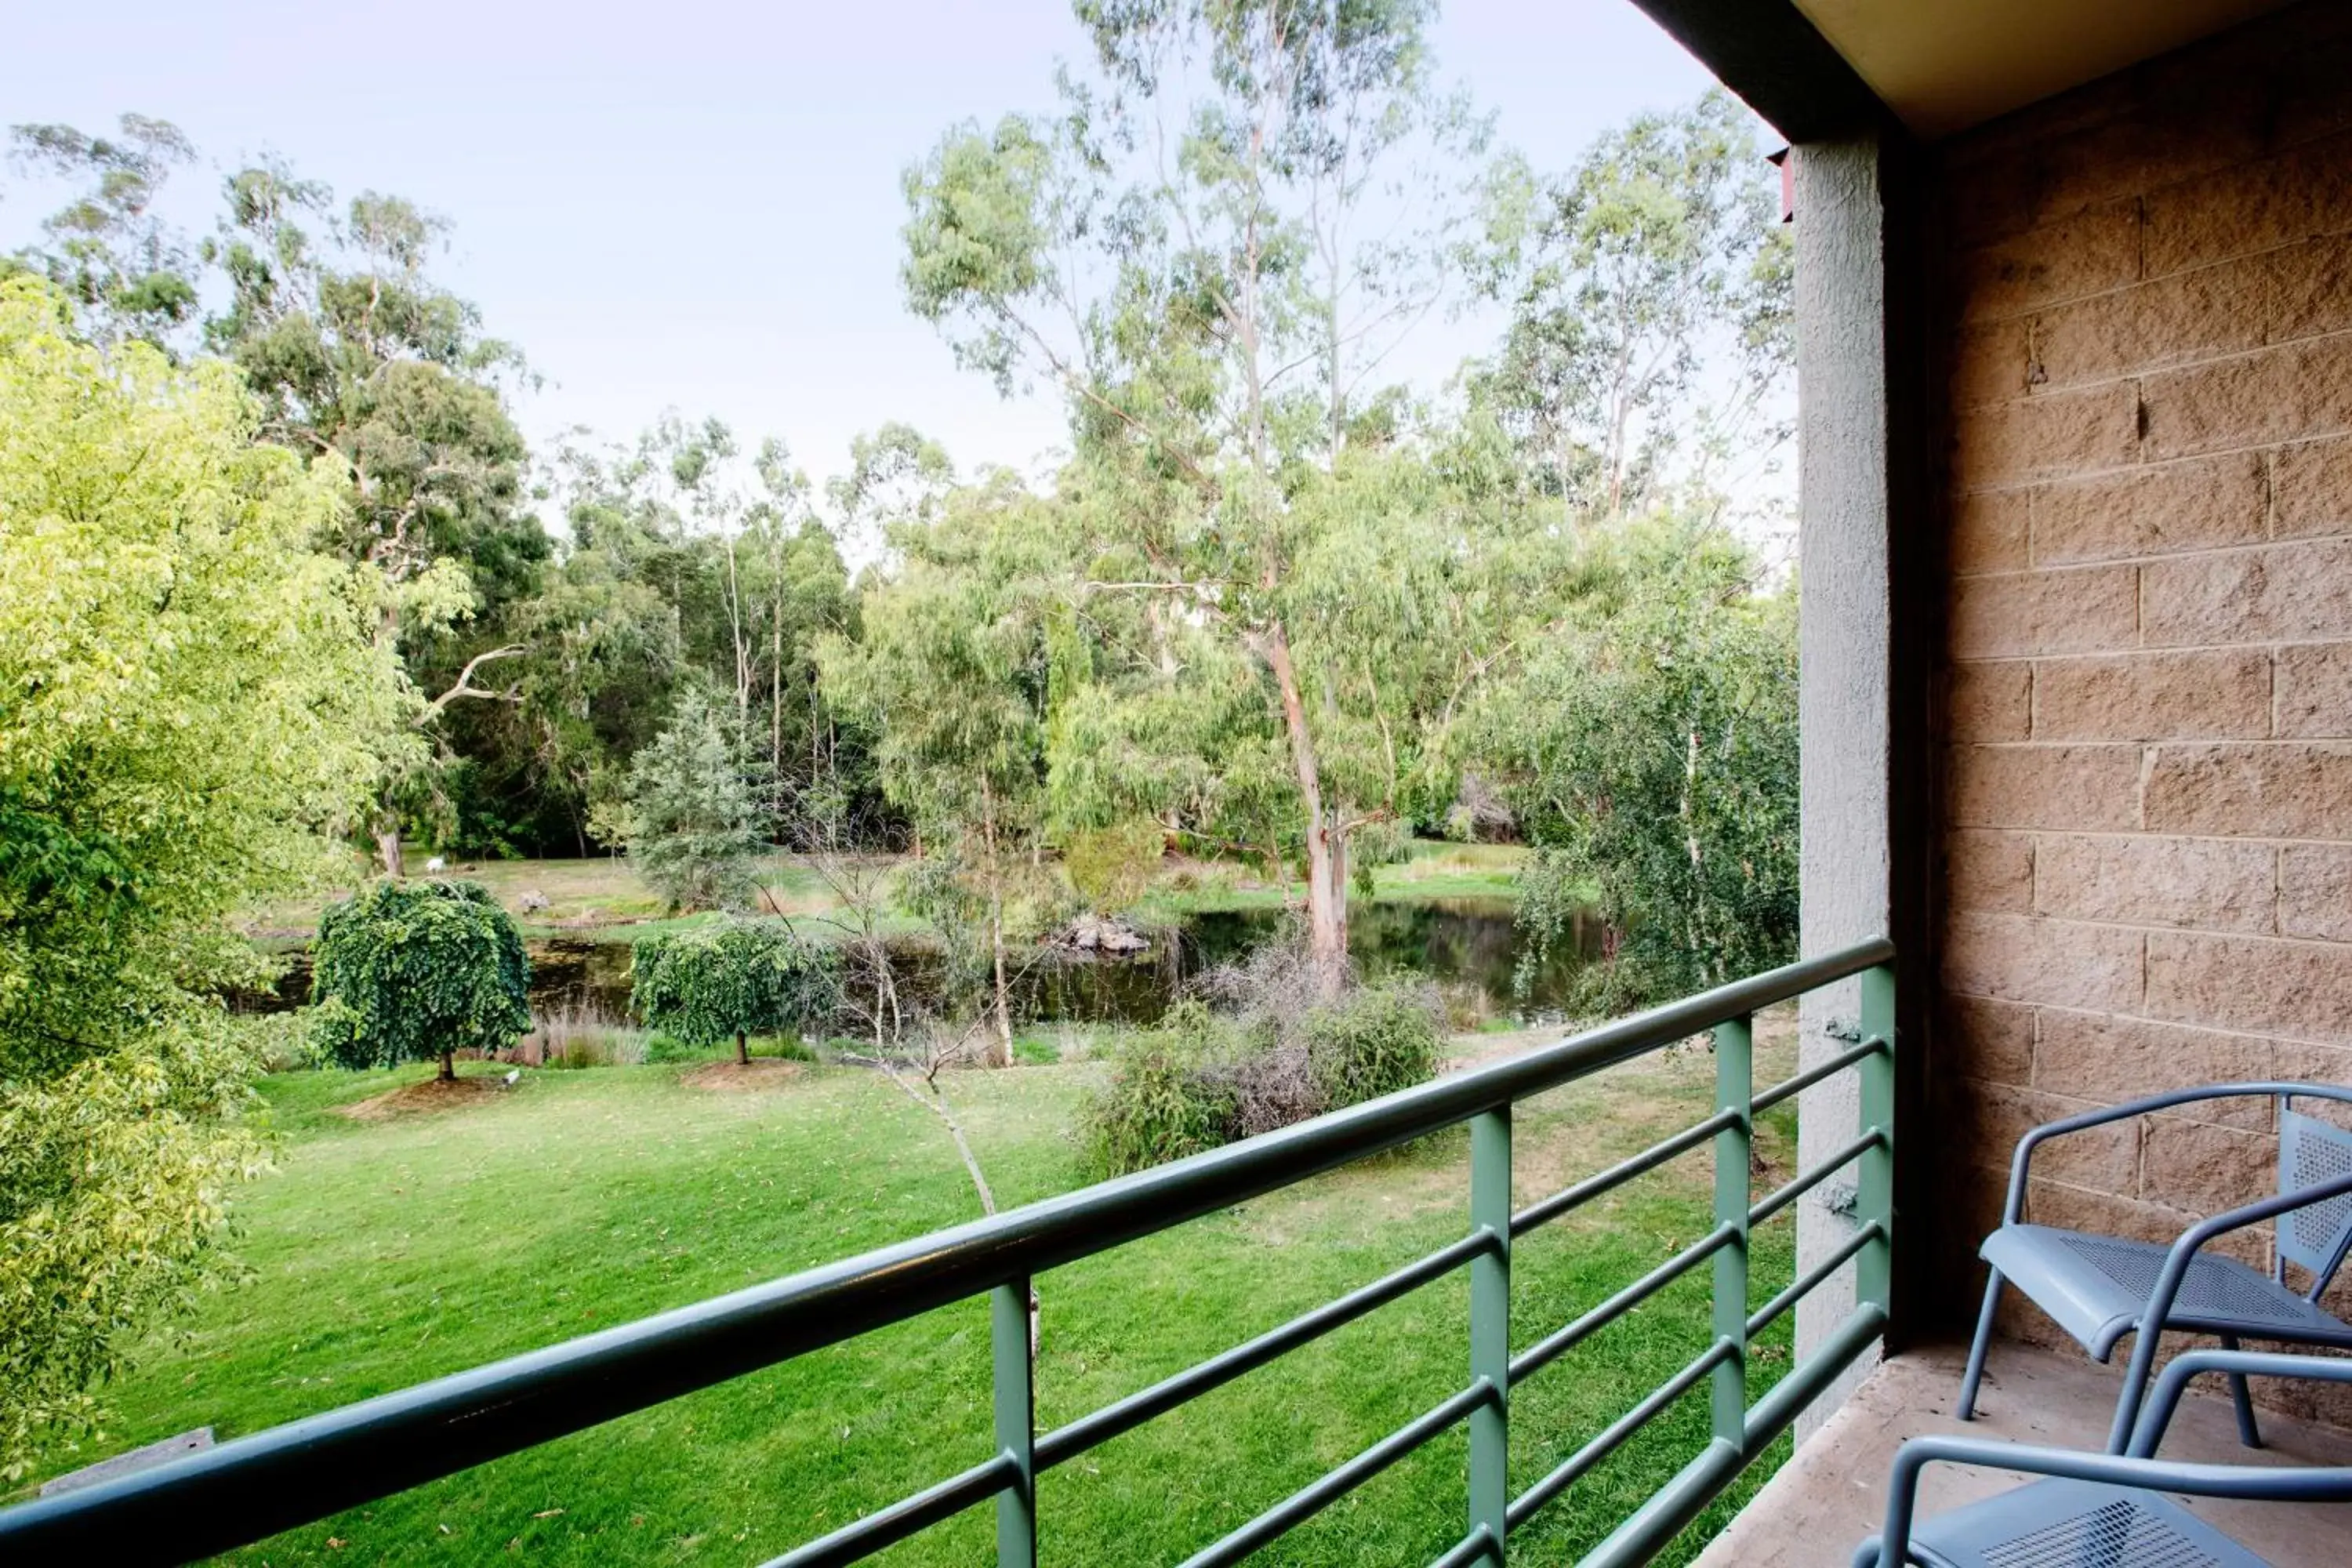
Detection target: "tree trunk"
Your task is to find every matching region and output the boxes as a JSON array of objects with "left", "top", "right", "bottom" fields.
[
  {"left": 437, "top": 1049, "right": 455, "bottom": 1083},
  {"left": 735, "top": 1029, "right": 750, "bottom": 1067},
  {"left": 376, "top": 824, "right": 405, "bottom": 880},
  {"left": 1258, "top": 622, "right": 1348, "bottom": 995},
  {"left": 981, "top": 779, "right": 1014, "bottom": 1067}
]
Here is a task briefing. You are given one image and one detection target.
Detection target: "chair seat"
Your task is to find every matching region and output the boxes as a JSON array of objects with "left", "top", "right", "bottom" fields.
[
  {"left": 1981, "top": 1225, "right": 2351, "bottom": 1359},
  {"left": 1884, "top": 1478, "right": 2270, "bottom": 1568}
]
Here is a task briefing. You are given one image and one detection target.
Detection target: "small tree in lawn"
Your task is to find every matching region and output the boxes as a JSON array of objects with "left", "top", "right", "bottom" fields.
[
  {"left": 624, "top": 686, "right": 768, "bottom": 911},
  {"left": 310, "top": 881, "right": 533, "bottom": 1082},
  {"left": 633, "top": 917, "right": 839, "bottom": 1066}
]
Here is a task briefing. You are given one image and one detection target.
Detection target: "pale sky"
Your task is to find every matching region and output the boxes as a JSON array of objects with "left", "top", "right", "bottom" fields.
[{"left": 1, "top": 1, "right": 1723, "bottom": 493}]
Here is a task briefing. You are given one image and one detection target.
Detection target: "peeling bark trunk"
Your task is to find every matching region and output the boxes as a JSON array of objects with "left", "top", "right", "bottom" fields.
[
  {"left": 981, "top": 779, "right": 1014, "bottom": 1066},
  {"left": 1259, "top": 622, "right": 1347, "bottom": 995},
  {"left": 376, "top": 825, "right": 405, "bottom": 880}
]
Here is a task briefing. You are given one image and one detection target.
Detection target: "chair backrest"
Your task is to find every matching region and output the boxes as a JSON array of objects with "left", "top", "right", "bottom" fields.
[{"left": 2278, "top": 1105, "right": 2352, "bottom": 1289}]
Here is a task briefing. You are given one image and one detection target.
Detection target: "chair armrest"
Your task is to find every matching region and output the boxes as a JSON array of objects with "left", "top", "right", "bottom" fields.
[
  {"left": 2129, "top": 1347, "right": 2352, "bottom": 1457},
  {"left": 1867, "top": 1432, "right": 2352, "bottom": 1568},
  {"left": 2138, "top": 1165, "right": 2352, "bottom": 1330},
  {"left": 2002, "top": 1081, "right": 2347, "bottom": 1225}
]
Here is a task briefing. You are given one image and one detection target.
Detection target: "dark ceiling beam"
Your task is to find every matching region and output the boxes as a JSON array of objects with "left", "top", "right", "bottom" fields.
[{"left": 1621, "top": 0, "right": 1893, "bottom": 143}]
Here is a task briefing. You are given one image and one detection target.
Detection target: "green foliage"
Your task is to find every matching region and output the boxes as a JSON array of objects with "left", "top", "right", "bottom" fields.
[
  {"left": 1472, "top": 89, "right": 1790, "bottom": 517},
  {"left": 1061, "top": 820, "right": 1163, "bottom": 914},
  {"left": 310, "top": 880, "right": 533, "bottom": 1075},
  {"left": 622, "top": 687, "right": 768, "bottom": 912},
  {"left": 1489, "top": 520, "right": 1798, "bottom": 1008},
  {"left": 0, "top": 275, "right": 406, "bottom": 1477},
  {"left": 1083, "top": 1003, "right": 1240, "bottom": 1177},
  {"left": 5, "top": 115, "right": 199, "bottom": 349},
  {"left": 1302, "top": 984, "right": 1443, "bottom": 1112},
  {"left": 632, "top": 918, "right": 839, "bottom": 1064}
]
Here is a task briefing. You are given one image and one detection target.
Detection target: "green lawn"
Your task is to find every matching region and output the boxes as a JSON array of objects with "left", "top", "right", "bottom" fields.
[{"left": 31, "top": 1022, "right": 1806, "bottom": 1566}]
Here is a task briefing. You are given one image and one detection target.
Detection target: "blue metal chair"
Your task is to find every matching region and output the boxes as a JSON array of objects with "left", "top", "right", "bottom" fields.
[
  {"left": 1957, "top": 1082, "right": 2352, "bottom": 1453},
  {"left": 1858, "top": 1348, "right": 2352, "bottom": 1568}
]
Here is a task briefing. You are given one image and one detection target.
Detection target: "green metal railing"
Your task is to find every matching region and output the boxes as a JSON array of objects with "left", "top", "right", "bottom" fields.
[{"left": 0, "top": 938, "right": 1896, "bottom": 1567}]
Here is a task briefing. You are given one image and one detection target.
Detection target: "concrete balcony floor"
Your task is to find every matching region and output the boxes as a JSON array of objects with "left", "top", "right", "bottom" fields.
[{"left": 1693, "top": 1341, "right": 2352, "bottom": 1567}]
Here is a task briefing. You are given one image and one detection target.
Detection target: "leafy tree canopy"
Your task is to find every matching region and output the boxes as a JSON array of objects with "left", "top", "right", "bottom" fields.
[
  {"left": 1482, "top": 517, "right": 1797, "bottom": 1007},
  {"left": 0, "top": 275, "right": 407, "bottom": 1476}
]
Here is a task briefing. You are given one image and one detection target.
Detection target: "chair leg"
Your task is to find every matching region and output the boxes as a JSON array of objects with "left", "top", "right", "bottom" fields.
[
  {"left": 2218, "top": 1334, "right": 2264, "bottom": 1449},
  {"left": 1957, "top": 1269, "right": 2004, "bottom": 1421}
]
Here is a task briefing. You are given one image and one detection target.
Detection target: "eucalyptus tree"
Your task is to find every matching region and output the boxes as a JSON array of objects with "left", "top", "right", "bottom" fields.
[
  {"left": 1472, "top": 90, "right": 1791, "bottom": 519},
  {"left": 201, "top": 158, "right": 550, "bottom": 870},
  {"left": 530, "top": 417, "right": 862, "bottom": 849},
  {"left": 818, "top": 477, "right": 1060, "bottom": 1062},
  {"left": 900, "top": 0, "right": 1504, "bottom": 984},
  {"left": 2, "top": 114, "right": 199, "bottom": 350},
  {"left": 1484, "top": 518, "right": 1797, "bottom": 1007}
]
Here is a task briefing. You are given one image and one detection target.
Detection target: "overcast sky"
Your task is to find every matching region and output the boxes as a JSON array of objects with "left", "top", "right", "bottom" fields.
[{"left": 2, "top": 1, "right": 1722, "bottom": 490}]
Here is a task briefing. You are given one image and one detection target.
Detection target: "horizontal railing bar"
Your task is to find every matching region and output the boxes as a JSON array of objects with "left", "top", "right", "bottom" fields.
[
  {"left": 1577, "top": 1437, "right": 1744, "bottom": 1568},
  {"left": 1509, "top": 1224, "right": 1739, "bottom": 1388},
  {"left": 1176, "top": 1378, "right": 1498, "bottom": 1568},
  {"left": 1508, "top": 1338, "right": 1737, "bottom": 1531},
  {"left": 1744, "top": 1303, "right": 1886, "bottom": 1454},
  {"left": 1748, "top": 1129, "right": 1884, "bottom": 1229},
  {"left": 1510, "top": 1110, "right": 1740, "bottom": 1240},
  {"left": 1746, "top": 1223, "right": 1883, "bottom": 1341},
  {"left": 760, "top": 1452, "right": 1017, "bottom": 1568},
  {"left": 0, "top": 937, "right": 1894, "bottom": 1566},
  {"left": 1751, "top": 1036, "right": 1886, "bottom": 1116},
  {"left": 1428, "top": 1522, "right": 1501, "bottom": 1568},
  {"left": 1034, "top": 1229, "right": 1496, "bottom": 1469}
]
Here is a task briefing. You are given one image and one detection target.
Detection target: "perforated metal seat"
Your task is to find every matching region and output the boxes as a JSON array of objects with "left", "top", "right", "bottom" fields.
[
  {"left": 1957, "top": 1087, "right": 2352, "bottom": 1454},
  {"left": 1896, "top": 1479, "right": 2263, "bottom": 1568},
  {"left": 1979, "top": 1226, "right": 2350, "bottom": 1359},
  {"left": 1859, "top": 1350, "right": 2352, "bottom": 1568}
]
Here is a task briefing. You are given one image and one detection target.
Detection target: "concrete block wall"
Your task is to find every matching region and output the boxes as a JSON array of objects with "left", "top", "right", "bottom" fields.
[{"left": 1933, "top": 1, "right": 2352, "bottom": 1422}]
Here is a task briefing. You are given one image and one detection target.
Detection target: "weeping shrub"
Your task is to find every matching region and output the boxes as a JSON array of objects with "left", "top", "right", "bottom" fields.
[
  {"left": 310, "top": 880, "right": 532, "bottom": 1081},
  {"left": 633, "top": 916, "right": 839, "bottom": 1065}
]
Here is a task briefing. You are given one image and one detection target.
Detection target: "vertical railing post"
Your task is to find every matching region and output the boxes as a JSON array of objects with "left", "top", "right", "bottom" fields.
[
  {"left": 1469, "top": 1105, "right": 1512, "bottom": 1563},
  {"left": 1857, "top": 962, "right": 1897, "bottom": 1316},
  {"left": 1711, "top": 1013, "right": 1753, "bottom": 1454},
  {"left": 993, "top": 1279, "right": 1036, "bottom": 1568}
]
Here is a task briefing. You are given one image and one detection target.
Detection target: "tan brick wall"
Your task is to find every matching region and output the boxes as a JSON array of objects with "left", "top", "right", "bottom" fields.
[{"left": 1933, "top": 3, "right": 2352, "bottom": 1415}]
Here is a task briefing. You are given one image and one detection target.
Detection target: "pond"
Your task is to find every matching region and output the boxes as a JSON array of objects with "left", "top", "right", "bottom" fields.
[{"left": 248, "top": 896, "right": 1602, "bottom": 1030}]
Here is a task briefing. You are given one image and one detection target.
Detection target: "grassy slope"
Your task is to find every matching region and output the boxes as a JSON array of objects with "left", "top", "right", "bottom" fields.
[{"left": 42, "top": 1020, "right": 1804, "bottom": 1566}]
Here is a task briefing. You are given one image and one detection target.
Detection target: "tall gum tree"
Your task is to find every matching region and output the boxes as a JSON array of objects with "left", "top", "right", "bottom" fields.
[{"left": 901, "top": 0, "right": 1499, "bottom": 985}]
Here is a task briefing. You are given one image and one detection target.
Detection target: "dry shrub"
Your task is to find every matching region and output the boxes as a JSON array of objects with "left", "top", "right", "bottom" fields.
[
  {"left": 1084, "top": 940, "right": 1443, "bottom": 1174},
  {"left": 532, "top": 1000, "right": 647, "bottom": 1069}
]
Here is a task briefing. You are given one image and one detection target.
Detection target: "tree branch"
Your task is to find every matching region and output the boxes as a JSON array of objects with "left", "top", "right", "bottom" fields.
[{"left": 414, "top": 645, "right": 524, "bottom": 725}]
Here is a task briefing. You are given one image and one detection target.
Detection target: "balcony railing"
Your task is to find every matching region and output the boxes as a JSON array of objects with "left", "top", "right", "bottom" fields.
[{"left": 0, "top": 937, "right": 1897, "bottom": 1567}]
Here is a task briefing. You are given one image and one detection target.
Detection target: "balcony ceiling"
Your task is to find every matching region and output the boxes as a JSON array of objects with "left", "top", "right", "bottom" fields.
[{"left": 1788, "top": 0, "right": 2298, "bottom": 136}]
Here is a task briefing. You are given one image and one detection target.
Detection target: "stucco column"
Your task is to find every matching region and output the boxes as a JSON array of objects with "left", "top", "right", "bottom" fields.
[{"left": 1793, "top": 132, "right": 1903, "bottom": 1436}]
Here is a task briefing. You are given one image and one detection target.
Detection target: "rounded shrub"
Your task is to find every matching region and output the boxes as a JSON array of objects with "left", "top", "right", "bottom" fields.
[
  {"left": 632, "top": 916, "right": 840, "bottom": 1066},
  {"left": 1083, "top": 1002, "right": 1239, "bottom": 1176},
  {"left": 310, "top": 880, "right": 532, "bottom": 1080},
  {"left": 1302, "top": 983, "right": 1443, "bottom": 1111}
]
